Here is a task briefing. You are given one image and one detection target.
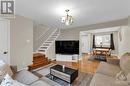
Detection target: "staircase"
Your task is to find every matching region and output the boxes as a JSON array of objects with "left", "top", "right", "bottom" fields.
[
  {"left": 29, "top": 29, "right": 60, "bottom": 70},
  {"left": 33, "top": 28, "right": 56, "bottom": 51},
  {"left": 37, "top": 28, "right": 60, "bottom": 54}
]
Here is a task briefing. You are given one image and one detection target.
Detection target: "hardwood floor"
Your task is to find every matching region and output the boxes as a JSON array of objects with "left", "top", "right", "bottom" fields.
[{"left": 52, "top": 54, "right": 100, "bottom": 74}]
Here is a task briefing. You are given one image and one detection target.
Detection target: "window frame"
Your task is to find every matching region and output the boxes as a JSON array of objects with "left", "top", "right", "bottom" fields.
[{"left": 94, "top": 34, "right": 111, "bottom": 48}]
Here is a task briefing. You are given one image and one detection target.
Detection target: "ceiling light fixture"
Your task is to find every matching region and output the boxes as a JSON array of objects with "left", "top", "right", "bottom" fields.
[{"left": 61, "top": 9, "right": 73, "bottom": 25}]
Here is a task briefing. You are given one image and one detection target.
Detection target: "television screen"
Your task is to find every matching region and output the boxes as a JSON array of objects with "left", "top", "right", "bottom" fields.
[{"left": 55, "top": 40, "right": 79, "bottom": 54}]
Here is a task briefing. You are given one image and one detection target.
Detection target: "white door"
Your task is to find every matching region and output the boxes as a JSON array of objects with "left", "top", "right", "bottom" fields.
[
  {"left": 0, "top": 19, "right": 10, "bottom": 64},
  {"left": 81, "top": 35, "right": 90, "bottom": 53}
]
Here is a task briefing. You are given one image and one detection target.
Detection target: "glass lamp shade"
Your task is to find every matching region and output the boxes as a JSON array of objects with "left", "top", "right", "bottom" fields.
[
  {"left": 61, "top": 15, "right": 73, "bottom": 25},
  {"left": 61, "top": 17, "right": 66, "bottom": 23}
]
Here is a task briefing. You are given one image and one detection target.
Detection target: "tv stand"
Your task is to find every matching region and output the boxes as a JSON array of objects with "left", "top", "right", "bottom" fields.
[{"left": 56, "top": 54, "right": 79, "bottom": 62}]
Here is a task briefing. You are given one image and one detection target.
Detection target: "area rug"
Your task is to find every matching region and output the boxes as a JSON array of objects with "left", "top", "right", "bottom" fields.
[
  {"left": 32, "top": 63, "right": 56, "bottom": 76},
  {"left": 32, "top": 64, "right": 93, "bottom": 86},
  {"left": 45, "top": 72, "right": 93, "bottom": 86},
  {"left": 88, "top": 55, "right": 106, "bottom": 62}
]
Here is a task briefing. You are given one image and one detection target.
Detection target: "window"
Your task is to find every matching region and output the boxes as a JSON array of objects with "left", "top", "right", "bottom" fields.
[{"left": 95, "top": 34, "right": 110, "bottom": 47}]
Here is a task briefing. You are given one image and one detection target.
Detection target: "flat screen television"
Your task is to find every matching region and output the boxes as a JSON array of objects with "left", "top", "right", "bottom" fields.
[{"left": 55, "top": 40, "right": 79, "bottom": 54}]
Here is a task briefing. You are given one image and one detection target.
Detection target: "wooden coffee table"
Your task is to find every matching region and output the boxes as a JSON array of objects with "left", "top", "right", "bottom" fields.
[{"left": 50, "top": 65, "right": 78, "bottom": 83}]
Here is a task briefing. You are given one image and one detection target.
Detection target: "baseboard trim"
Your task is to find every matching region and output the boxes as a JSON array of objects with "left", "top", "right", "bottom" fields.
[{"left": 17, "top": 67, "right": 28, "bottom": 72}]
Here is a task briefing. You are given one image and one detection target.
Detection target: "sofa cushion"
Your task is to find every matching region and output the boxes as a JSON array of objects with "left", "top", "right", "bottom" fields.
[
  {"left": 40, "top": 77, "right": 61, "bottom": 86},
  {"left": 96, "top": 62, "right": 121, "bottom": 77},
  {"left": 116, "top": 71, "right": 127, "bottom": 81},
  {"left": 13, "top": 80, "right": 28, "bottom": 86},
  {"left": 0, "top": 60, "right": 13, "bottom": 76},
  {"left": 16, "top": 70, "right": 39, "bottom": 85},
  {"left": 29, "top": 80, "right": 50, "bottom": 86},
  {"left": 0, "top": 74, "right": 27, "bottom": 86},
  {"left": 120, "top": 53, "right": 130, "bottom": 76},
  {"left": 89, "top": 73, "right": 129, "bottom": 86},
  {"left": 127, "top": 72, "right": 130, "bottom": 85}
]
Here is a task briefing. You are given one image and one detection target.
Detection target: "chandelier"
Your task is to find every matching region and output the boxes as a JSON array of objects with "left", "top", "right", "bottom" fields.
[{"left": 61, "top": 9, "right": 73, "bottom": 25}]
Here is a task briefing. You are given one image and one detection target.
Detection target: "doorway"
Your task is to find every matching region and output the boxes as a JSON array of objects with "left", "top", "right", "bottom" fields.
[
  {"left": 0, "top": 18, "right": 10, "bottom": 64},
  {"left": 80, "top": 34, "right": 91, "bottom": 54}
]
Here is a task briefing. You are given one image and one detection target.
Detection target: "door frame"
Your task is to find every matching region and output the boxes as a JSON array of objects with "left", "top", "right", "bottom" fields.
[
  {"left": 0, "top": 17, "right": 10, "bottom": 64},
  {"left": 80, "top": 34, "right": 89, "bottom": 53}
]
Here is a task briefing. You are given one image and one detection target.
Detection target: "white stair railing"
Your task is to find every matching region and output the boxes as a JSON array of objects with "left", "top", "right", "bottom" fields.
[
  {"left": 37, "top": 28, "right": 60, "bottom": 54},
  {"left": 33, "top": 28, "right": 56, "bottom": 51},
  {"left": 44, "top": 29, "right": 60, "bottom": 52}
]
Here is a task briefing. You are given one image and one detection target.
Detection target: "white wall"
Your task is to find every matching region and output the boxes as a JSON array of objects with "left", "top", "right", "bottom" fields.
[
  {"left": 93, "top": 31, "right": 118, "bottom": 55},
  {"left": 33, "top": 24, "right": 48, "bottom": 41},
  {"left": 10, "top": 15, "right": 33, "bottom": 70},
  {"left": 118, "top": 16, "right": 130, "bottom": 58},
  {"left": 58, "top": 18, "right": 128, "bottom": 57},
  {"left": 58, "top": 29, "right": 79, "bottom": 40},
  {"left": 80, "top": 30, "right": 119, "bottom": 55},
  {"left": 58, "top": 18, "right": 128, "bottom": 40}
]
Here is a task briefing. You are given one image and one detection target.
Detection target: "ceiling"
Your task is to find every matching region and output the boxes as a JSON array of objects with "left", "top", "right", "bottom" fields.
[{"left": 16, "top": 0, "right": 130, "bottom": 29}]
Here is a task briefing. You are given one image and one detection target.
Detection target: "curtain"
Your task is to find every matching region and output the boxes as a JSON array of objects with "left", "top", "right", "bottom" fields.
[
  {"left": 92, "top": 35, "right": 96, "bottom": 48},
  {"left": 110, "top": 34, "right": 115, "bottom": 50}
]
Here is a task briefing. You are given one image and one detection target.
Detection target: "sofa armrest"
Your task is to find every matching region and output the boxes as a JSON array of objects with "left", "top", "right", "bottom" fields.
[
  {"left": 107, "top": 58, "right": 120, "bottom": 65},
  {"left": 15, "top": 70, "right": 39, "bottom": 85},
  {"left": 10, "top": 65, "right": 17, "bottom": 79},
  {"left": 10, "top": 65, "right": 17, "bottom": 74}
]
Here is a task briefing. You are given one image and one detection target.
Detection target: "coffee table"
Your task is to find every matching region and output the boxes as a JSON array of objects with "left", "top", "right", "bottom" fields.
[{"left": 50, "top": 65, "right": 78, "bottom": 83}]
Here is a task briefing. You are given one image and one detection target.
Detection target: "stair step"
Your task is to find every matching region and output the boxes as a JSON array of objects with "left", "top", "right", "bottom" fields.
[
  {"left": 53, "top": 33, "right": 57, "bottom": 35},
  {"left": 54, "top": 33, "right": 58, "bottom": 34},
  {"left": 33, "top": 60, "right": 47, "bottom": 64},
  {"left": 38, "top": 48, "right": 46, "bottom": 50},
  {"left": 38, "top": 50, "right": 45, "bottom": 52},
  {"left": 52, "top": 35, "right": 58, "bottom": 36},
  {"left": 48, "top": 38, "right": 55, "bottom": 40},
  {"left": 35, "top": 29, "right": 59, "bottom": 55},
  {"left": 47, "top": 39, "right": 54, "bottom": 41},
  {"left": 50, "top": 37, "right": 56, "bottom": 38},
  {"left": 38, "top": 52, "right": 45, "bottom": 54},
  {"left": 43, "top": 44, "right": 50, "bottom": 46},
  {"left": 33, "top": 58, "right": 47, "bottom": 62},
  {"left": 28, "top": 53, "right": 51, "bottom": 71},
  {"left": 33, "top": 53, "right": 45, "bottom": 58},
  {"left": 53, "top": 32, "right": 58, "bottom": 35},
  {"left": 40, "top": 47, "right": 48, "bottom": 49},
  {"left": 45, "top": 41, "right": 52, "bottom": 43}
]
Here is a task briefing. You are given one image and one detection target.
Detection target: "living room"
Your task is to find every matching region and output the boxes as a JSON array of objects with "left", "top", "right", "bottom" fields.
[{"left": 0, "top": 0, "right": 130, "bottom": 86}]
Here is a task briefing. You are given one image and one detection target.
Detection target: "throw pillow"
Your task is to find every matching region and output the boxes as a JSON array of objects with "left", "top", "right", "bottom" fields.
[
  {"left": 0, "top": 61, "right": 13, "bottom": 82},
  {"left": 0, "top": 74, "right": 27, "bottom": 86},
  {"left": 115, "top": 81, "right": 129, "bottom": 86},
  {"left": 120, "top": 52, "right": 130, "bottom": 76},
  {"left": 0, "top": 74, "right": 13, "bottom": 86},
  {"left": 116, "top": 71, "right": 127, "bottom": 81}
]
